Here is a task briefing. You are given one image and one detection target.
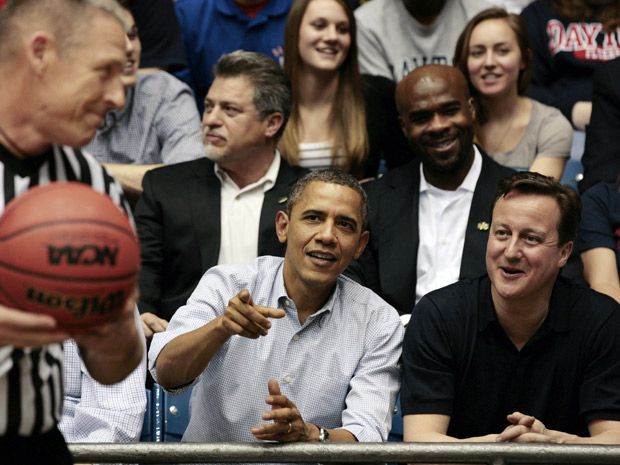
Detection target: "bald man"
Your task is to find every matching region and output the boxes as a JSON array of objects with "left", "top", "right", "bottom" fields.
[{"left": 348, "top": 64, "right": 514, "bottom": 317}]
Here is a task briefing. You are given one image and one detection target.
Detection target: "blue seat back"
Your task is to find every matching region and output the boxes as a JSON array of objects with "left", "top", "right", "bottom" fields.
[
  {"left": 139, "top": 388, "right": 153, "bottom": 442},
  {"left": 152, "top": 383, "right": 193, "bottom": 442},
  {"left": 388, "top": 394, "right": 403, "bottom": 442}
]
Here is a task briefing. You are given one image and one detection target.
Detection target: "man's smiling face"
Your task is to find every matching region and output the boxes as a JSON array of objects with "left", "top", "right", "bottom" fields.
[
  {"left": 276, "top": 181, "right": 369, "bottom": 296},
  {"left": 486, "top": 191, "right": 573, "bottom": 307}
]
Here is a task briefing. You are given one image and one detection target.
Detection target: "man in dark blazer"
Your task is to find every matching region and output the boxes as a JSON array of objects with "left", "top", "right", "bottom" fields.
[
  {"left": 349, "top": 65, "right": 513, "bottom": 316},
  {"left": 134, "top": 51, "right": 306, "bottom": 337}
]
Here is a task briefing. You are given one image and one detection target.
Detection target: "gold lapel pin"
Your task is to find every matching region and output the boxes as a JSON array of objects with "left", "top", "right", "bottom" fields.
[
  {"left": 477, "top": 221, "right": 489, "bottom": 231},
  {"left": 277, "top": 196, "right": 288, "bottom": 204}
]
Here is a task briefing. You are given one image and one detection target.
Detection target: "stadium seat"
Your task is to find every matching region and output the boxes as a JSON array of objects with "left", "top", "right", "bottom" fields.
[
  {"left": 153, "top": 383, "right": 193, "bottom": 442},
  {"left": 560, "top": 158, "right": 584, "bottom": 191},
  {"left": 388, "top": 394, "right": 403, "bottom": 442}
]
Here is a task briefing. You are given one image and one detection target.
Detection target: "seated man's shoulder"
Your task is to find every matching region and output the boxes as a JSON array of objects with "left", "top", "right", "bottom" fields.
[
  {"left": 582, "top": 180, "right": 618, "bottom": 203},
  {"left": 560, "top": 276, "right": 620, "bottom": 318},
  {"left": 280, "top": 159, "right": 310, "bottom": 179},
  {"left": 405, "top": 278, "right": 488, "bottom": 348},
  {"left": 212, "top": 256, "right": 270, "bottom": 283},
  {"left": 137, "top": 71, "right": 195, "bottom": 99},
  {"left": 336, "top": 274, "right": 404, "bottom": 332},
  {"left": 192, "top": 257, "right": 280, "bottom": 303},
  {"left": 146, "top": 157, "right": 209, "bottom": 181},
  {"left": 364, "top": 159, "right": 420, "bottom": 195},
  {"left": 415, "top": 277, "right": 486, "bottom": 319}
]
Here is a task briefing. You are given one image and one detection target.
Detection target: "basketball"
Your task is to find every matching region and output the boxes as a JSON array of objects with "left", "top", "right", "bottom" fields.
[{"left": 0, "top": 182, "right": 140, "bottom": 332}]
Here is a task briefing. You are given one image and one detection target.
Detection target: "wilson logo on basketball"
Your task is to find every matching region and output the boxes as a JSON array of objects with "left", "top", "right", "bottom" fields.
[
  {"left": 47, "top": 245, "right": 119, "bottom": 266},
  {"left": 26, "top": 286, "right": 126, "bottom": 318}
]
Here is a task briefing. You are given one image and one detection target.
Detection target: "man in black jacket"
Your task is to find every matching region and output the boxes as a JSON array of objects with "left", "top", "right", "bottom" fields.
[
  {"left": 349, "top": 64, "right": 514, "bottom": 317},
  {"left": 135, "top": 51, "right": 306, "bottom": 338}
]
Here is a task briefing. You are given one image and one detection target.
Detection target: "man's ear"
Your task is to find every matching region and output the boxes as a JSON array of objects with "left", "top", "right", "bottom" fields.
[
  {"left": 468, "top": 97, "right": 476, "bottom": 122},
  {"left": 354, "top": 230, "right": 370, "bottom": 259},
  {"left": 558, "top": 240, "right": 573, "bottom": 268},
  {"left": 26, "top": 31, "right": 56, "bottom": 75},
  {"left": 264, "top": 112, "right": 284, "bottom": 139},
  {"left": 398, "top": 115, "right": 407, "bottom": 137},
  {"left": 275, "top": 210, "right": 289, "bottom": 245}
]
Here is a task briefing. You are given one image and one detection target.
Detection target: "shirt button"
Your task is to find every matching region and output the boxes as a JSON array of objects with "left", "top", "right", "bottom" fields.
[
  {"left": 292, "top": 335, "right": 300, "bottom": 341},
  {"left": 284, "top": 375, "right": 293, "bottom": 384}
]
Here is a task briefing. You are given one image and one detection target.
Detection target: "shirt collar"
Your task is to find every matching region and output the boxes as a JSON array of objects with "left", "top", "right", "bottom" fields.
[
  {"left": 478, "top": 275, "right": 571, "bottom": 334},
  {"left": 274, "top": 260, "right": 339, "bottom": 324},
  {"left": 419, "top": 145, "right": 483, "bottom": 194},
  {"left": 214, "top": 150, "right": 281, "bottom": 193}
]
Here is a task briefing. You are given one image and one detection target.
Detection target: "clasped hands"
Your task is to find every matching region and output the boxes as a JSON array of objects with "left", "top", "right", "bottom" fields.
[{"left": 496, "top": 412, "right": 567, "bottom": 444}]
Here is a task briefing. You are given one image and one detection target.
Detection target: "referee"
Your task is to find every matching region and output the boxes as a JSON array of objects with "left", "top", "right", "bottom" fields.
[{"left": 0, "top": 1, "right": 143, "bottom": 464}]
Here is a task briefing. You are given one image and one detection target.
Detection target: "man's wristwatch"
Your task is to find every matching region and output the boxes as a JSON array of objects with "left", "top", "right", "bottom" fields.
[{"left": 318, "top": 426, "right": 330, "bottom": 443}]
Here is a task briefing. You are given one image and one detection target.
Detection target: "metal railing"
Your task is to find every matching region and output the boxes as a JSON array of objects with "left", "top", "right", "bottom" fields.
[{"left": 69, "top": 442, "right": 620, "bottom": 464}]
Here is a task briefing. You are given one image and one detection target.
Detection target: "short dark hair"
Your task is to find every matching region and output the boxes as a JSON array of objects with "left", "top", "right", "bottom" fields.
[
  {"left": 493, "top": 172, "right": 581, "bottom": 245},
  {"left": 212, "top": 50, "right": 291, "bottom": 141},
  {"left": 286, "top": 169, "right": 368, "bottom": 229}
]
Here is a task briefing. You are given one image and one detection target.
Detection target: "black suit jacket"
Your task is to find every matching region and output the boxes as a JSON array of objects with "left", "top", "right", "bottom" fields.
[
  {"left": 580, "top": 57, "right": 620, "bottom": 193},
  {"left": 134, "top": 157, "right": 307, "bottom": 320},
  {"left": 349, "top": 151, "right": 514, "bottom": 315}
]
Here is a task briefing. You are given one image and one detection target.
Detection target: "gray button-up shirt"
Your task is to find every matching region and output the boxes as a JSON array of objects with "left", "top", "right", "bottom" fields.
[{"left": 85, "top": 72, "right": 203, "bottom": 165}]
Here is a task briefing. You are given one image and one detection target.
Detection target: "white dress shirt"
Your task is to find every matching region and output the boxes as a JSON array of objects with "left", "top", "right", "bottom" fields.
[
  {"left": 415, "top": 147, "right": 483, "bottom": 304},
  {"left": 215, "top": 152, "right": 281, "bottom": 266}
]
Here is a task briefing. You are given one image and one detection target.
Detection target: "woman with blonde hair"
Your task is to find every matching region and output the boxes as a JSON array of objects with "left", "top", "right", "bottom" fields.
[
  {"left": 454, "top": 7, "right": 572, "bottom": 180},
  {"left": 279, "top": 0, "right": 409, "bottom": 178}
]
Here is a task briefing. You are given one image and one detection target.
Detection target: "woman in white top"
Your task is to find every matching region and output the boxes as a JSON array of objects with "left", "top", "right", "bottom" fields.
[
  {"left": 279, "top": 0, "right": 367, "bottom": 176},
  {"left": 280, "top": 0, "right": 411, "bottom": 178},
  {"left": 453, "top": 7, "right": 572, "bottom": 180}
]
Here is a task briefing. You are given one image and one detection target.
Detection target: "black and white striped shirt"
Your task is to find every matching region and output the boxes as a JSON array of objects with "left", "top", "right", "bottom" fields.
[{"left": 0, "top": 143, "right": 131, "bottom": 436}]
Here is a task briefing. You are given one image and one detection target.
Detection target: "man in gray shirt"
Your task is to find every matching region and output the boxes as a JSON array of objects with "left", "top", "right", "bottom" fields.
[
  {"left": 85, "top": 1, "right": 203, "bottom": 200},
  {"left": 355, "top": 0, "right": 491, "bottom": 82}
]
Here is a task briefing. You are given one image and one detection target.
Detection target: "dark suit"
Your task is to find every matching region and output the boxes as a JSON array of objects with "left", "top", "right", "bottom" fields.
[
  {"left": 580, "top": 57, "right": 620, "bottom": 193},
  {"left": 135, "top": 157, "right": 307, "bottom": 321},
  {"left": 349, "top": 151, "right": 514, "bottom": 315}
]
